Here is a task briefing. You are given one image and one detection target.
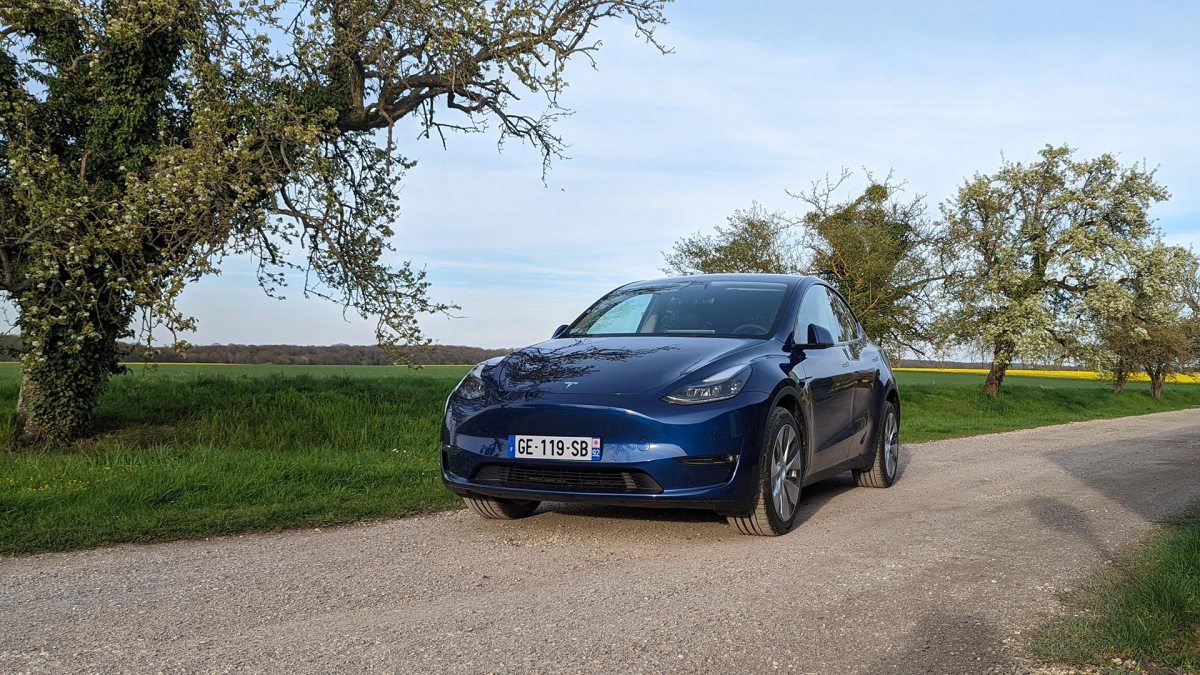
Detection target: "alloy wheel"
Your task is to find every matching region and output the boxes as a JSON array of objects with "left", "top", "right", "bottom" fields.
[
  {"left": 882, "top": 411, "right": 899, "bottom": 478},
  {"left": 770, "top": 424, "right": 802, "bottom": 520}
]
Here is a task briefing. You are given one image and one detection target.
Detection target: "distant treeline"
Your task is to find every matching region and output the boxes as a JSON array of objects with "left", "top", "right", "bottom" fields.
[
  {"left": 0, "top": 336, "right": 510, "bottom": 366},
  {"left": 147, "top": 343, "right": 514, "bottom": 365}
]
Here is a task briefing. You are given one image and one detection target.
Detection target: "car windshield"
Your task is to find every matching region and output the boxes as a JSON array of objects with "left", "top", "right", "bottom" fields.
[{"left": 567, "top": 280, "right": 790, "bottom": 338}]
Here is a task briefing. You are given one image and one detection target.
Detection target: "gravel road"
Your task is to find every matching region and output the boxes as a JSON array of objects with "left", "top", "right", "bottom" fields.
[{"left": 3, "top": 409, "right": 1199, "bottom": 674}]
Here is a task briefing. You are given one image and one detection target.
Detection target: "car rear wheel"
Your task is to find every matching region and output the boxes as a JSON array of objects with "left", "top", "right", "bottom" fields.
[
  {"left": 727, "top": 407, "right": 804, "bottom": 536},
  {"left": 853, "top": 400, "right": 899, "bottom": 488},
  {"left": 463, "top": 496, "right": 541, "bottom": 519}
]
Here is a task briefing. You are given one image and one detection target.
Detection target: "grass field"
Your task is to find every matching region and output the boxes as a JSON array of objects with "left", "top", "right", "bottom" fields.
[
  {"left": 1033, "top": 504, "right": 1200, "bottom": 670},
  {"left": 2, "top": 362, "right": 1199, "bottom": 555},
  {"left": 896, "top": 369, "right": 1200, "bottom": 441}
]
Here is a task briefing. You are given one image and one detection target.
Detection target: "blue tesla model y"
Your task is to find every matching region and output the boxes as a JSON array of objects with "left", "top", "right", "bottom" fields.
[{"left": 441, "top": 274, "right": 900, "bottom": 536}]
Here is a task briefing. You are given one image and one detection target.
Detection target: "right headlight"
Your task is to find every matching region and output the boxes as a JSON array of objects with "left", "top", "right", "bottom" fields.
[
  {"left": 663, "top": 365, "right": 751, "bottom": 405},
  {"left": 452, "top": 358, "right": 500, "bottom": 401}
]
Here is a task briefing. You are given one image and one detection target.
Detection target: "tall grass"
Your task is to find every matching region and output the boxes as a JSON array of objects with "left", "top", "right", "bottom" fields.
[
  {"left": 1033, "top": 504, "right": 1200, "bottom": 669},
  {"left": 0, "top": 365, "right": 467, "bottom": 554}
]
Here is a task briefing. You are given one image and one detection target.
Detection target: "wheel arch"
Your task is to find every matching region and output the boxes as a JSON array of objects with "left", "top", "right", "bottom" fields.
[
  {"left": 769, "top": 383, "right": 812, "bottom": 477},
  {"left": 885, "top": 385, "right": 900, "bottom": 419}
]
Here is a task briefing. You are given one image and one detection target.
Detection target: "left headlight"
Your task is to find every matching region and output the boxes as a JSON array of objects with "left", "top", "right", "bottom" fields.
[{"left": 664, "top": 365, "right": 751, "bottom": 405}]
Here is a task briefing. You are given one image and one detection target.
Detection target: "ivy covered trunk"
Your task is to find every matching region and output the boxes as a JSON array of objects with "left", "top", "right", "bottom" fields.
[{"left": 13, "top": 291, "right": 128, "bottom": 446}]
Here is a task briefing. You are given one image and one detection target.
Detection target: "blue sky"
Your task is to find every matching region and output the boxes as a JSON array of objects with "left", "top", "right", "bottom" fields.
[{"left": 115, "top": 1, "right": 1200, "bottom": 347}]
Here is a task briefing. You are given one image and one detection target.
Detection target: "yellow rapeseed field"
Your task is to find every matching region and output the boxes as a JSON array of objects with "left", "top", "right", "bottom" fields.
[{"left": 897, "top": 367, "right": 1200, "bottom": 385}]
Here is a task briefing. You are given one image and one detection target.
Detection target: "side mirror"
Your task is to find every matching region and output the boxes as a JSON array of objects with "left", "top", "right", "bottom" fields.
[
  {"left": 551, "top": 324, "right": 570, "bottom": 339},
  {"left": 793, "top": 323, "right": 835, "bottom": 351}
]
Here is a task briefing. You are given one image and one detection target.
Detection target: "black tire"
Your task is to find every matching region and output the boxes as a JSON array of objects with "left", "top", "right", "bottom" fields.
[
  {"left": 727, "top": 407, "right": 804, "bottom": 536},
  {"left": 853, "top": 400, "right": 899, "bottom": 488},
  {"left": 463, "top": 496, "right": 540, "bottom": 519}
]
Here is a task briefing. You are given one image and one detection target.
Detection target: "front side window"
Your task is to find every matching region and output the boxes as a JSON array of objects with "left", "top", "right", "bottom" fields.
[
  {"left": 569, "top": 281, "right": 790, "bottom": 338},
  {"left": 794, "top": 285, "right": 841, "bottom": 343},
  {"left": 828, "top": 293, "right": 861, "bottom": 342}
]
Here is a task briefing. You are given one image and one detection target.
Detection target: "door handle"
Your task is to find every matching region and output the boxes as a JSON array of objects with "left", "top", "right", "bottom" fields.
[
  {"left": 841, "top": 361, "right": 850, "bottom": 368},
  {"left": 871, "top": 356, "right": 880, "bottom": 363}
]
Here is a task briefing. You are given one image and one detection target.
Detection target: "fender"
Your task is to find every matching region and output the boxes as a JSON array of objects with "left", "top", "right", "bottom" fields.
[{"left": 853, "top": 362, "right": 900, "bottom": 467}]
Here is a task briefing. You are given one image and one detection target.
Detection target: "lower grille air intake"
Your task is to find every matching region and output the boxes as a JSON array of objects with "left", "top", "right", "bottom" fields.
[{"left": 473, "top": 464, "right": 663, "bottom": 494}]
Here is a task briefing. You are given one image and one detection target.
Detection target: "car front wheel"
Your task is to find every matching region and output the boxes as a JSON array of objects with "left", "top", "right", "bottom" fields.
[{"left": 727, "top": 407, "right": 804, "bottom": 536}]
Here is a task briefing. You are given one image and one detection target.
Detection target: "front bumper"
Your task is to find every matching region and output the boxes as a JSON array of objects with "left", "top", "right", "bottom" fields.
[{"left": 441, "top": 392, "right": 771, "bottom": 513}]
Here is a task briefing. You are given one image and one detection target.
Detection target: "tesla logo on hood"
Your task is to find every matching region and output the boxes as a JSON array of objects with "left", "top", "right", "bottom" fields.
[{"left": 562, "top": 381, "right": 579, "bottom": 388}]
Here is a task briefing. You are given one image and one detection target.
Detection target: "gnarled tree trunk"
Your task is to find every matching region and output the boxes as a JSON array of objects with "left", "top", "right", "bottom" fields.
[
  {"left": 1148, "top": 370, "right": 1165, "bottom": 400},
  {"left": 983, "top": 336, "right": 1015, "bottom": 398},
  {"left": 1112, "top": 363, "right": 1128, "bottom": 394}
]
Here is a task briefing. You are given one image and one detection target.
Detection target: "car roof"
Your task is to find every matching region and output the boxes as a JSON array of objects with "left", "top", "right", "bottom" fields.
[{"left": 624, "top": 273, "right": 817, "bottom": 288}]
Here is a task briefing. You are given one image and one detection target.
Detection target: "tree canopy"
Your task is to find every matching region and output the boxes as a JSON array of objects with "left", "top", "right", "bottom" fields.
[
  {"left": 1090, "top": 243, "right": 1199, "bottom": 395},
  {"left": 0, "top": 0, "right": 670, "bottom": 443},
  {"left": 792, "top": 171, "right": 945, "bottom": 354},
  {"left": 662, "top": 203, "right": 799, "bottom": 276},
  {"left": 664, "top": 172, "right": 946, "bottom": 354},
  {"left": 664, "top": 149, "right": 1194, "bottom": 399},
  {"left": 941, "top": 145, "right": 1170, "bottom": 396}
]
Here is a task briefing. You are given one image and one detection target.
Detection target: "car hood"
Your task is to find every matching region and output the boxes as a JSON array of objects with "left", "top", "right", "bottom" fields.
[{"left": 487, "top": 336, "right": 761, "bottom": 396}]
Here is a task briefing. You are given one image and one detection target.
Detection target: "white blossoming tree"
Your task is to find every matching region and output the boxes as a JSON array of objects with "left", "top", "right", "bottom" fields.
[
  {"left": 1090, "top": 244, "right": 1199, "bottom": 395},
  {"left": 941, "top": 145, "right": 1170, "bottom": 397}
]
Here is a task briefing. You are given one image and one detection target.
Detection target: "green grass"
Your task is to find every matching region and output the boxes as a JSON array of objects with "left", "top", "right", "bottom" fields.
[
  {"left": 1032, "top": 504, "right": 1200, "bottom": 670},
  {"left": 1, "top": 363, "right": 1199, "bottom": 555},
  {"left": 0, "top": 363, "right": 469, "bottom": 555},
  {"left": 899, "top": 370, "right": 1200, "bottom": 442}
]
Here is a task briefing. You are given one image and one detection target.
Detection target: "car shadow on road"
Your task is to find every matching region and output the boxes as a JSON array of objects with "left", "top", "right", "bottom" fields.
[
  {"left": 1026, "top": 496, "right": 1115, "bottom": 561},
  {"left": 862, "top": 611, "right": 1016, "bottom": 673},
  {"left": 1045, "top": 425, "right": 1200, "bottom": 524}
]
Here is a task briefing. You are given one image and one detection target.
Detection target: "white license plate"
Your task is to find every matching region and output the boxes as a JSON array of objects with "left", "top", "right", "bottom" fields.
[{"left": 508, "top": 435, "right": 602, "bottom": 461}]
